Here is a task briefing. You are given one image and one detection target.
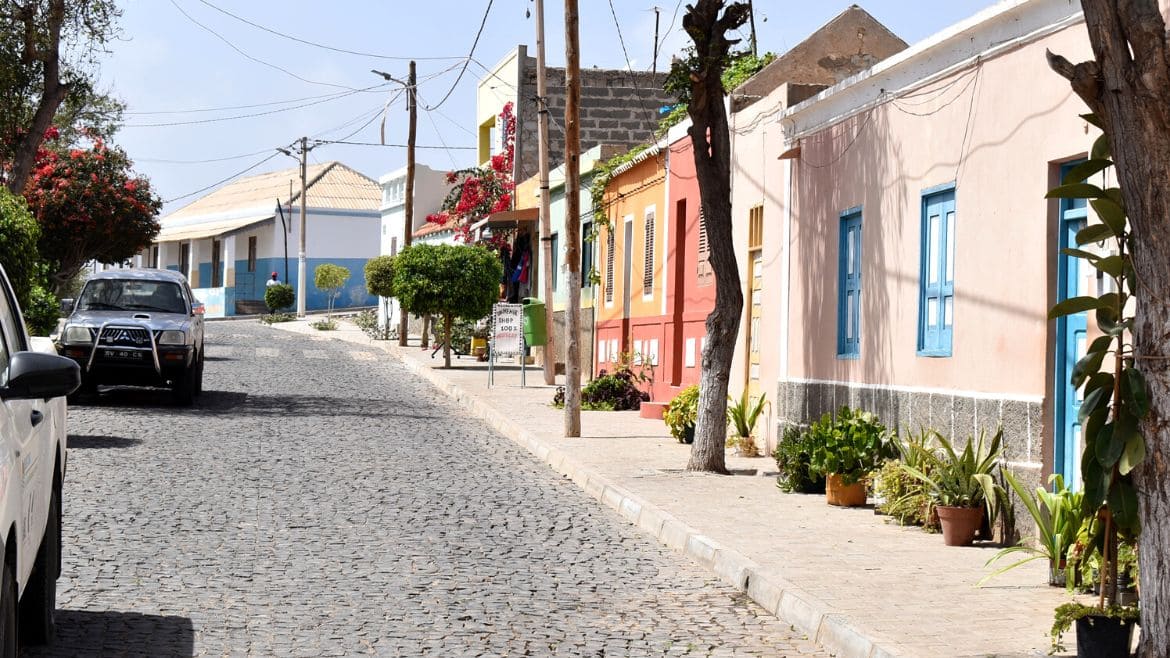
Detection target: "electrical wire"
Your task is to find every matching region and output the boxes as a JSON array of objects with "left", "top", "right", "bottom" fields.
[
  {"left": 169, "top": 0, "right": 363, "bottom": 91},
  {"left": 125, "top": 87, "right": 385, "bottom": 116},
  {"left": 313, "top": 140, "right": 475, "bottom": 150},
  {"left": 123, "top": 86, "right": 378, "bottom": 127},
  {"left": 194, "top": 0, "right": 466, "bottom": 61},
  {"left": 420, "top": 0, "right": 495, "bottom": 111},
  {"left": 164, "top": 151, "right": 282, "bottom": 204},
  {"left": 416, "top": 92, "right": 462, "bottom": 168},
  {"left": 799, "top": 111, "right": 873, "bottom": 169},
  {"left": 136, "top": 148, "right": 274, "bottom": 165}
]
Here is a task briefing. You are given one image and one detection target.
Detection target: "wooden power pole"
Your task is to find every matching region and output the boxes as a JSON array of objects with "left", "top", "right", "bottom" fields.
[
  {"left": 373, "top": 64, "right": 418, "bottom": 346},
  {"left": 400, "top": 60, "right": 417, "bottom": 346},
  {"left": 534, "top": 0, "right": 557, "bottom": 386},
  {"left": 563, "top": 0, "right": 582, "bottom": 437}
]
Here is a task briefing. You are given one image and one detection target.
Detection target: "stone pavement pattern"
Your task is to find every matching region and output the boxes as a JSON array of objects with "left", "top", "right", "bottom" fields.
[
  {"left": 292, "top": 319, "right": 1078, "bottom": 658},
  {"left": 25, "top": 321, "right": 826, "bottom": 657}
]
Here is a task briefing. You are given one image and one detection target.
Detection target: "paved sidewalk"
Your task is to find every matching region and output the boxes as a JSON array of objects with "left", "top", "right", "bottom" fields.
[{"left": 274, "top": 318, "right": 1074, "bottom": 658}]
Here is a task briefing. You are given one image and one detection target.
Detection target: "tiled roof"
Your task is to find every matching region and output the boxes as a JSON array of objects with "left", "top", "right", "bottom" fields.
[
  {"left": 161, "top": 161, "right": 380, "bottom": 224},
  {"left": 413, "top": 220, "right": 455, "bottom": 238}
]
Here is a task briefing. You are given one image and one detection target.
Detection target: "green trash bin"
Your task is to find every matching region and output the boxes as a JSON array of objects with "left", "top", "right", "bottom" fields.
[{"left": 522, "top": 297, "right": 547, "bottom": 346}]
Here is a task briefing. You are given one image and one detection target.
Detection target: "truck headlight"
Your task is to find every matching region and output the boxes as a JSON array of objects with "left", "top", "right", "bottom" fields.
[
  {"left": 157, "top": 330, "right": 186, "bottom": 345},
  {"left": 62, "top": 325, "right": 93, "bottom": 344}
]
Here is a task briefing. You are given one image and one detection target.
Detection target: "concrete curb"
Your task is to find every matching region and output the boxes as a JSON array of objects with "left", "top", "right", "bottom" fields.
[{"left": 291, "top": 323, "right": 903, "bottom": 658}]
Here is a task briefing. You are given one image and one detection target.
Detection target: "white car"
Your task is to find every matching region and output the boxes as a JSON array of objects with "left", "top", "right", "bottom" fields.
[{"left": 0, "top": 264, "right": 80, "bottom": 655}]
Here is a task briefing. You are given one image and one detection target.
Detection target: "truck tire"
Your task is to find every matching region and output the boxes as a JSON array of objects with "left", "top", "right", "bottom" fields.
[
  {"left": 172, "top": 364, "right": 196, "bottom": 406},
  {"left": 18, "top": 487, "right": 58, "bottom": 645},
  {"left": 0, "top": 560, "right": 16, "bottom": 657}
]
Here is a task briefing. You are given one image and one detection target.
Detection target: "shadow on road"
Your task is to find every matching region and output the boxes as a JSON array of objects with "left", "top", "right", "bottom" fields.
[
  {"left": 71, "top": 388, "right": 442, "bottom": 421},
  {"left": 21, "top": 609, "right": 194, "bottom": 657},
  {"left": 66, "top": 435, "right": 143, "bottom": 450}
]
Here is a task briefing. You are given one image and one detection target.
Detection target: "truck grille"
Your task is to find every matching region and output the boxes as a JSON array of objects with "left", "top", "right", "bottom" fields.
[{"left": 97, "top": 326, "right": 152, "bottom": 348}]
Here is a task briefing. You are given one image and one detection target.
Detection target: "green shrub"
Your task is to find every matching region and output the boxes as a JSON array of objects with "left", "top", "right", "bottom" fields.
[
  {"left": 773, "top": 425, "right": 826, "bottom": 494},
  {"left": 265, "top": 283, "right": 295, "bottom": 312},
  {"left": 808, "top": 407, "right": 891, "bottom": 485},
  {"left": 0, "top": 188, "right": 43, "bottom": 309},
  {"left": 663, "top": 384, "right": 700, "bottom": 442},
  {"left": 310, "top": 318, "right": 337, "bottom": 331},
  {"left": 552, "top": 368, "right": 649, "bottom": 412},
  {"left": 353, "top": 308, "right": 380, "bottom": 338},
  {"left": 875, "top": 429, "right": 938, "bottom": 527},
  {"left": 23, "top": 285, "right": 60, "bottom": 336},
  {"left": 259, "top": 312, "right": 296, "bottom": 324}
]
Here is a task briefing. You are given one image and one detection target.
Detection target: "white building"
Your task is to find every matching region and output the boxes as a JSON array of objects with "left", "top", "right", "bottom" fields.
[{"left": 377, "top": 163, "right": 449, "bottom": 330}]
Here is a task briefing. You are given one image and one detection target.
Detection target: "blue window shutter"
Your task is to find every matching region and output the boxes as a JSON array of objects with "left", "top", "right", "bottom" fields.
[
  {"left": 918, "top": 188, "right": 955, "bottom": 356},
  {"left": 551, "top": 233, "right": 559, "bottom": 293},
  {"left": 837, "top": 209, "right": 862, "bottom": 357}
]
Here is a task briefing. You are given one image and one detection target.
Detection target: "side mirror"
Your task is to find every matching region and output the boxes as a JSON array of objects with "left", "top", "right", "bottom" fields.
[
  {"left": 0, "top": 352, "right": 81, "bottom": 401},
  {"left": 60, "top": 298, "right": 74, "bottom": 315},
  {"left": 192, "top": 301, "right": 205, "bottom": 316}
]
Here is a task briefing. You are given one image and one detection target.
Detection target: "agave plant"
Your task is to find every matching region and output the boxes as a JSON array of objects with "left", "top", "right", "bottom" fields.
[
  {"left": 727, "top": 391, "right": 767, "bottom": 440},
  {"left": 900, "top": 428, "right": 1003, "bottom": 510},
  {"left": 981, "top": 473, "right": 1085, "bottom": 586}
]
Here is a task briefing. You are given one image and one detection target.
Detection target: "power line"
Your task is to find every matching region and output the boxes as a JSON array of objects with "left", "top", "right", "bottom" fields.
[
  {"left": 420, "top": 0, "right": 494, "bottom": 111},
  {"left": 194, "top": 0, "right": 466, "bottom": 61},
  {"left": 416, "top": 92, "right": 463, "bottom": 168},
  {"left": 169, "top": 0, "right": 363, "bottom": 91},
  {"left": 125, "top": 87, "right": 384, "bottom": 116},
  {"left": 123, "top": 85, "right": 380, "bottom": 127},
  {"left": 164, "top": 151, "right": 282, "bottom": 204},
  {"left": 136, "top": 149, "right": 273, "bottom": 164},
  {"left": 313, "top": 140, "right": 475, "bottom": 150}
]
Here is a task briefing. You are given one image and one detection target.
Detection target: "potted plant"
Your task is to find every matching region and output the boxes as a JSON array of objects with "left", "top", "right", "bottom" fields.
[
  {"left": 874, "top": 429, "right": 937, "bottom": 528},
  {"left": 471, "top": 322, "right": 489, "bottom": 359},
  {"left": 901, "top": 429, "right": 1003, "bottom": 546},
  {"left": 726, "top": 390, "right": 767, "bottom": 457},
  {"left": 807, "top": 407, "right": 889, "bottom": 507},
  {"left": 1046, "top": 141, "right": 1144, "bottom": 657},
  {"left": 981, "top": 472, "right": 1085, "bottom": 587},
  {"left": 663, "top": 384, "right": 699, "bottom": 444},
  {"left": 772, "top": 425, "right": 826, "bottom": 494}
]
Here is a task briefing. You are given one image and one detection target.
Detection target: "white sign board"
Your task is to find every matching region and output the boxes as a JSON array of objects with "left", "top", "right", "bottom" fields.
[{"left": 492, "top": 303, "right": 523, "bottom": 357}]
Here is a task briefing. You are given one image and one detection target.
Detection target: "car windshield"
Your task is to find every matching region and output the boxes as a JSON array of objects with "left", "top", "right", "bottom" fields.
[{"left": 77, "top": 279, "right": 188, "bottom": 314}]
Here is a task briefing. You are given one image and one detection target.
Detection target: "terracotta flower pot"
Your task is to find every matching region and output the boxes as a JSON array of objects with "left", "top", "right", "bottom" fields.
[
  {"left": 825, "top": 473, "right": 867, "bottom": 507},
  {"left": 936, "top": 506, "right": 984, "bottom": 546}
]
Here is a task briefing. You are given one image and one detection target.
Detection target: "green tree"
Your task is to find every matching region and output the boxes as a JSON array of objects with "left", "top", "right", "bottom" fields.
[
  {"left": 0, "top": 187, "right": 41, "bottom": 310},
  {"left": 1, "top": 0, "right": 122, "bottom": 193},
  {"left": 313, "top": 263, "right": 349, "bottom": 317},
  {"left": 668, "top": 0, "right": 751, "bottom": 474},
  {"left": 392, "top": 243, "right": 502, "bottom": 368},
  {"left": 1048, "top": 3, "right": 1170, "bottom": 652},
  {"left": 264, "top": 283, "right": 294, "bottom": 313},
  {"left": 364, "top": 255, "right": 396, "bottom": 340}
]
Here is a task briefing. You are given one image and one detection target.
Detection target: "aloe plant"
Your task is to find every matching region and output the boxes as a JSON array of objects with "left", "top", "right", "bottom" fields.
[
  {"left": 900, "top": 429, "right": 1003, "bottom": 511},
  {"left": 981, "top": 473, "right": 1085, "bottom": 586},
  {"left": 727, "top": 390, "right": 767, "bottom": 439}
]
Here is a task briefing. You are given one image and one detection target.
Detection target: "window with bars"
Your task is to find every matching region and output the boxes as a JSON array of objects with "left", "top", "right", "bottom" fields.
[
  {"left": 605, "top": 227, "right": 615, "bottom": 303},
  {"left": 643, "top": 208, "right": 655, "bottom": 294}
]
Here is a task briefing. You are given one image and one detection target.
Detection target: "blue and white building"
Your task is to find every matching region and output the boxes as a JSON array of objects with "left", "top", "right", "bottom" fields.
[{"left": 148, "top": 162, "right": 381, "bottom": 317}]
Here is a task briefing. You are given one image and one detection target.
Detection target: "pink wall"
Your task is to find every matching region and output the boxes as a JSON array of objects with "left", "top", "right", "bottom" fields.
[{"left": 785, "top": 25, "right": 1093, "bottom": 396}]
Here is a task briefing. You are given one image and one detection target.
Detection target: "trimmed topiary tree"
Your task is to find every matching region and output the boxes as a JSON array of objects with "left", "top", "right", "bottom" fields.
[
  {"left": 364, "top": 255, "right": 396, "bottom": 340},
  {"left": 393, "top": 243, "right": 502, "bottom": 368},
  {"left": 313, "top": 263, "right": 350, "bottom": 317}
]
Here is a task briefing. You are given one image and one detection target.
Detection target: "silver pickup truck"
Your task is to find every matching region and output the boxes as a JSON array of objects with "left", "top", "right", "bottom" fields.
[
  {"left": 56, "top": 269, "right": 205, "bottom": 405},
  {"left": 0, "top": 263, "right": 81, "bottom": 654}
]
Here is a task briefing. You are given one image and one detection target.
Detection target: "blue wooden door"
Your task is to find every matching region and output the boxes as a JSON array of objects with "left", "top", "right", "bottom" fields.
[{"left": 1055, "top": 163, "right": 1088, "bottom": 489}]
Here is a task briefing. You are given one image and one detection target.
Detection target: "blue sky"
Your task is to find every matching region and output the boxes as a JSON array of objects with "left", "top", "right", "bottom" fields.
[{"left": 98, "top": 1, "right": 996, "bottom": 214}]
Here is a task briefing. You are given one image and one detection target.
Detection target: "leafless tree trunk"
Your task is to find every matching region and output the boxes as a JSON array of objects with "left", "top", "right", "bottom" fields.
[
  {"left": 442, "top": 313, "right": 453, "bottom": 368},
  {"left": 1049, "top": 3, "right": 1170, "bottom": 654},
  {"left": 6, "top": 0, "right": 70, "bottom": 194},
  {"left": 680, "top": 0, "right": 750, "bottom": 474}
]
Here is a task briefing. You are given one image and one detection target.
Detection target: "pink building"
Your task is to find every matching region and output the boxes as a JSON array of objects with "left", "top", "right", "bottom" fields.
[{"left": 734, "top": 0, "right": 1096, "bottom": 494}]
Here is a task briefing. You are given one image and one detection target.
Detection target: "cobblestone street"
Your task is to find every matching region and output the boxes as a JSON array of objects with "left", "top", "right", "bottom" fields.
[{"left": 27, "top": 321, "right": 825, "bottom": 657}]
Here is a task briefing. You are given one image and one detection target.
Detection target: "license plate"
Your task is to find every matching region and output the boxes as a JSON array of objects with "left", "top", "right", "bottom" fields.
[{"left": 102, "top": 349, "right": 143, "bottom": 360}]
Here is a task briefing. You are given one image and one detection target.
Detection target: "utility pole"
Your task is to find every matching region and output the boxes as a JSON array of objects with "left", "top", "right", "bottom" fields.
[
  {"left": 747, "top": 0, "right": 758, "bottom": 58},
  {"left": 278, "top": 138, "right": 316, "bottom": 318},
  {"left": 297, "top": 136, "right": 309, "bottom": 318},
  {"left": 373, "top": 64, "right": 418, "bottom": 346},
  {"left": 652, "top": 6, "right": 661, "bottom": 73},
  {"left": 563, "top": 0, "right": 582, "bottom": 437},
  {"left": 534, "top": 0, "right": 557, "bottom": 386}
]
